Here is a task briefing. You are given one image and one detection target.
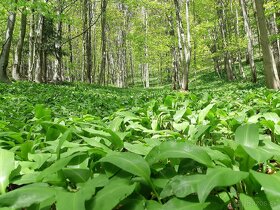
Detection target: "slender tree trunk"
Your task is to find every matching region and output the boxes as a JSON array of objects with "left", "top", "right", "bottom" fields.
[
  {"left": 83, "top": 0, "right": 93, "bottom": 83},
  {"left": 68, "top": 24, "right": 74, "bottom": 81},
  {"left": 28, "top": 2, "right": 35, "bottom": 81},
  {"left": 92, "top": 0, "right": 97, "bottom": 83},
  {"left": 254, "top": 0, "right": 280, "bottom": 89},
  {"left": 269, "top": 13, "right": 280, "bottom": 74},
  {"left": 34, "top": 15, "right": 44, "bottom": 83},
  {"left": 234, "top": 1, "right": 246, "bottom": 79},
  {"left": 240, "top": 0, "right": 257, "bottom": 82},
  {"left": 13, "top": 9, "right": 27, "bottom": 80},
  {"left": 0, "top": 2, "right": 17, "bottom": 83},
  {"left": 218, "top": 0, "right": 234, "bottom": 81},
  {"left": 53, "top": 0, "right": 63, "bottom": 82},
  {"left": 142, "top": 7, "right": 149, "bottom": 88},
  {"left": 99, "top": 0, "right": 107, "bottom": 85},
  {"left": 174, "top": 0, "right": 191, "bottom": 91}
]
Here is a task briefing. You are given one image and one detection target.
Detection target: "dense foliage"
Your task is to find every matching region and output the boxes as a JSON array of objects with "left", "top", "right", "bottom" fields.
[{"left": 0, "top": 80, "right": 280, "bottom": 209}]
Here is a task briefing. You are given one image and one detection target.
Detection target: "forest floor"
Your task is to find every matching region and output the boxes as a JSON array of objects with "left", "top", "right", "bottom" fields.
[{"left": 0, "top": 70, "right": 280, "bottom": 209}]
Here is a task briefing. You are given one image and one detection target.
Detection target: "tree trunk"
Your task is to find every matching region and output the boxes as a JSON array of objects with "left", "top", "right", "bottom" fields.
[
  {"left": 12, "top": 9, "right": 27, "bottom": 80},
  {"left": 34, "top": 15, "right": 44, "bottom": 83},
  {"left": 83, "top": 0, "right": 93, "bottom": 83},
  {"left": 142, "top": 7, "right": 149, "bottom": 88},
  {"left": 53, "top": 0, "right": 63, "bottom": 82},
  {"left": 28, "top": 2, "right": 35, "bottom": 81},
  {"left": 174, "top": 0, "right": 191, "bottom": 91},
  {"left": 217, "top": 0, "right": 234, "bottom": 81},
  {"left": 254, "top": 0, "right": 280, "bottom": 89},
  {"left": 240, "top": 0, "right": 257, "bottom": 82},
  {"left": 234, "top": 1, "right": 246, "bottom": 79},
  {"left": 0, "top": 2, "right": 17, "bottom": 83},
  {"left": 99, "top": 0, "right": 107, "bottom": 85}
]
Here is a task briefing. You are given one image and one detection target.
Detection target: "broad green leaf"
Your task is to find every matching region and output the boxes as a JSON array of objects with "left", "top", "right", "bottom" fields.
[
  {"left": 197, "top": 168, "right": 248, "bottom": 203},
  {"left": 34, "top": 104, "right": 51, "bottom": 121},
  {"left": 124, "top": 142, "right": 153, "bottom": 156},
  {"left": 0, "top": 183, "right": 55, "bottom": 209},
  {"left": 56, "top": 174, "right": 108, "bottom": 210},
  {"left": 145, "top": 141, "right": 214, "bottom": 167},
  {"left": 56, "top": 129, "right": 72, "bottom": 159},
  {"left": 164, "top": 95, "right": 174, "bottom": 107},
  {"left": 160, "top": 175, "right": 204, "bottom": 199},
  {"left": 56, "top": 191, "right": 84, "bottom": 210},
  {"left": 191, "top": 125, "right": 210, "bottom": 142},
  {"left": 99, "top": 152, "right": 151, "bottom": 182},
  {"left": 198, "top": 104, "right": 214, "bottom": 123},
  {"left": 61, "top": 168, "right": 90, "bottom": 183},
  {"left": 37, "top": 153, "right": 84, "bottom": 181},
  {"left": 173, "top": 122, "right": 189, "bottom": 132},
  {"left": 250, "top": 170, "right": 280, "bottom": 197},
  {"left": 173, "top": 109, "right": 186, "bottom": 122},
  {"left": 263, "top": 113, "right": 280, "bottom": 124},
  {"left": 239, "top": 194, "right": 261, "bottom": 210},
  {"left": 162, "top": 198, "right": 209, "bottom": 210},
  {"left": 83, "top": 128, "right": 123, "bottom": 149},
  {"left": 241, "top": 146, "right": 272, "bottom": 162},
  {"left": 109, "top": 117, "right": 123, "bottom": 131},
  {"left": 235, "top": 124, "right": 259, "bottom": 148},
  {"left": 89, "top": 177, "right": 136, "bottom": 210},
  {"left": 0, "top": 149, "right": 15, "bottom": 194},
  {"left": 28, "top": 153, "right": 52, "bottom": 169}
]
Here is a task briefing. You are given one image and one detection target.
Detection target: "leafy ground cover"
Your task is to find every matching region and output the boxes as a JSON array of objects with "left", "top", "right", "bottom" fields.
[{"left": 0, "top": 80, "right": 280, "bottom": 209}]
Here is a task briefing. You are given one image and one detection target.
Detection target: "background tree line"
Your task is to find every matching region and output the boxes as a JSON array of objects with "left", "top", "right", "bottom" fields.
[{"left": 0, "top": 0, "right": 280, "bottom": 89}]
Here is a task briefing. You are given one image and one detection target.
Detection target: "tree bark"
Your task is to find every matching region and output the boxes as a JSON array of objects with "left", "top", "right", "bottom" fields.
[
  {"left": 12, "top": 9, "right": 27, "bottom": 80},
  {"left": 28, "top": 1, "right": 35, "bottom": 81},
  {"left": 0, "top": 2, "right": 17, "bottom": 83},
  {"left": 53, "top": 0, "right": 63, "bottom": 82},
  {"left": 174, "top": 0, "right": 191, "bottom": 91},
  {"left": 34, "top": 15, "right": 44, "bottom": 83},
  {"left": 254, "top": 0, "right": 280, "bottom": 89},
  {"left": 99, "top": 0, "right": 107, "bottom": 85},
  {"left": 240, "top": 0, "right": 257, "bottom": 82},
  {"left": 217, "top": 0, "right": 234, "bottom": 81},
  {"left": 142, "top": 7, "right": 149, "bottom": 88}
]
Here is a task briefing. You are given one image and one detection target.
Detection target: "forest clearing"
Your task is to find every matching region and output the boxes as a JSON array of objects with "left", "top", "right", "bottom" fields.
[{"left": 0, "top": 0, "right": 280, "bottom": 209}]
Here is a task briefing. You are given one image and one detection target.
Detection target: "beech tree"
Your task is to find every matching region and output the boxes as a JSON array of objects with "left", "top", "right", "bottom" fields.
[
  {"left": 255, "top": 0, "right": 280, "bottom": 89},
  {"left": 0, "top": 0, "right": 17, "bottom": 83}
]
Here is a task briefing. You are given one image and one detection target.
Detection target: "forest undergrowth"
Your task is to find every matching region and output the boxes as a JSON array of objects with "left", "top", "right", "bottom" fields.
[{"left": 0, "top": 75, "right": 280, "bottom": 210}]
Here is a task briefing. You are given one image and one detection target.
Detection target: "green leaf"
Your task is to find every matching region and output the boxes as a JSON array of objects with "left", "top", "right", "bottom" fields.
[
  {"left": 163, "top": 198, "right": 209, "bottom": 210},
  {"left": 235, "top": 124, "right": 259, "bottom": 148},
  {"left": 83, "top": 128, "right": 123, "bottom": 149},
  {"left": 0, "top": 183, "right": 55, "bottom": 209},
  {"left": 124, "top": 142, "right": 153, "bottom": 156},
  {"left": 263, "top": 113, "right": 280, "bottom": 124},
  {"left": 198, "top": 104, "right": 214, "bottom": 123},
  {"left": 37, "top": 153, "right": 84, "bottom": 181},
  {"left": 197, "top": 167, "right": 248, "bottom": 203},
  {"left": 239, "top": 194, "right": 261, "bottom": 210},
  {"left": 145, "top": 141, "right": 214, "bottom": 167},
  {"left": 250, "top": 170, "right": 280, "bottom": 197},
  {"left": 164, "top": 95, "right": 174, "bottom": 107},
  {"left": 56, "top": 174, "right": 108, "bottom": 210},
  {"left": 0, "top": 149, "right": 15, "bottom": 194},
  {"left": 34, "top": 104, "right": 51, "bottom": 121},
  {"left": 89, "top": 177, "right": 136, "bottom": 210},
  {"left": 109, "top": 117, "right": 123, "bottom": 131},
  {"left": 99, "top": 152, "right": 151, "bottom": 182},
  {"left": 173, "top": 122, "right": 189, "bottom": 132},
  {"left": 61, "top": 169, "right": 90, "bottom": 183},
  {"left": 173, "top": 109, "right": 186, "bottom": 122},
  {"left": 161, "top": 175, "right": 204, "bottom": 199}
]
